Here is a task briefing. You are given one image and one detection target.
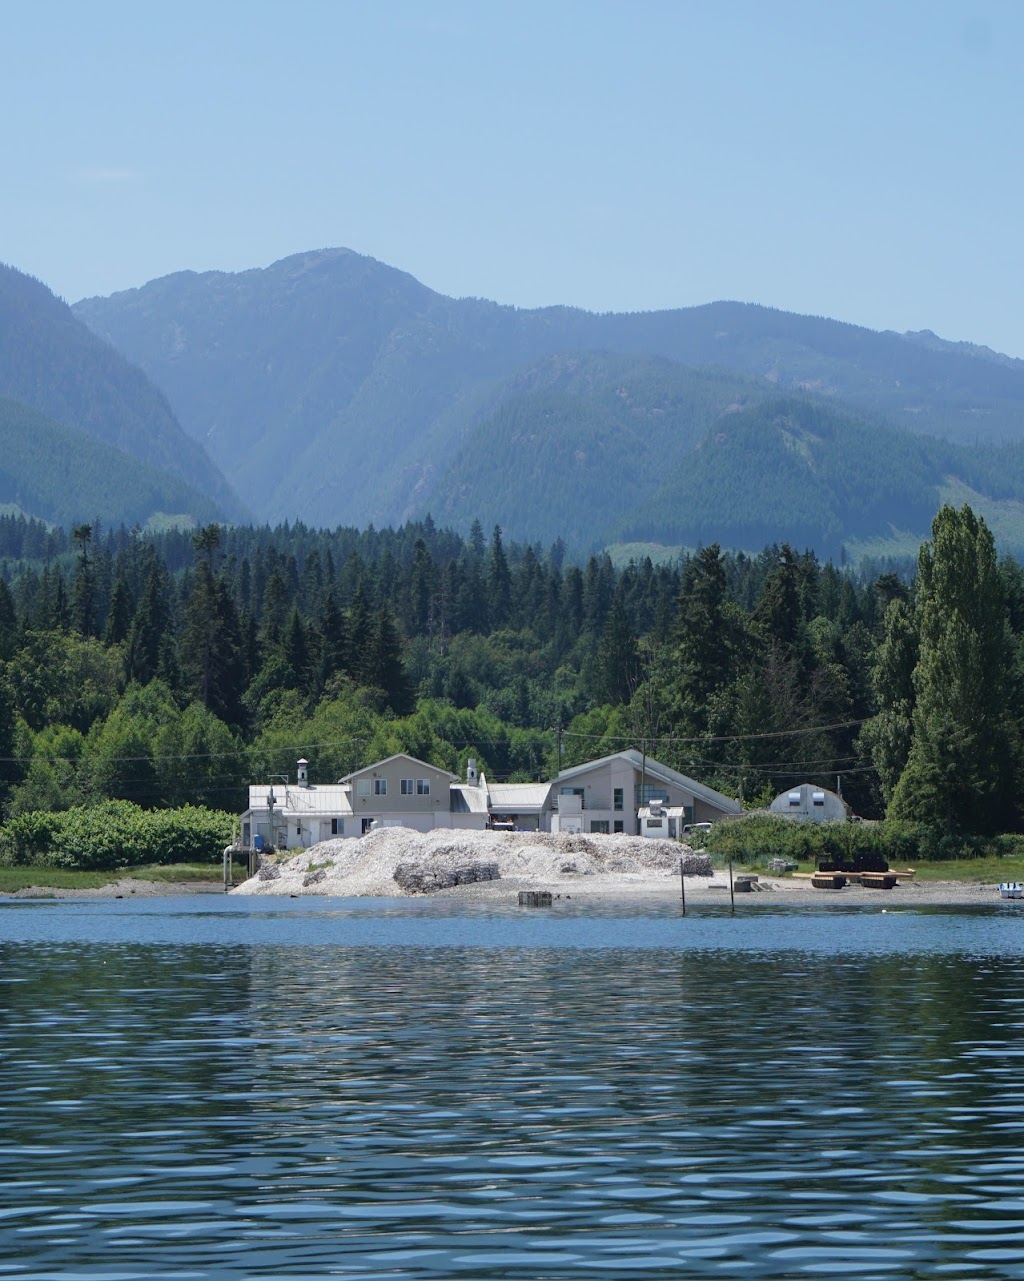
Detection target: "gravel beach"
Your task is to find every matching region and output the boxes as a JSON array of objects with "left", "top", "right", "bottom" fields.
[
  {"left": 225, "top": 828, "right": 1003, "bottom": 909},
  {"left": 1, "top": 827, "right": 1009, "bottom": 907}
]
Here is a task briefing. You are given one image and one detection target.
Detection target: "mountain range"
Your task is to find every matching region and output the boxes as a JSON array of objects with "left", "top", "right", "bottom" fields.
[
  {"left": 0, "top": 262, "right": 246, "bottom": 529},
  {"left": 11, "top": 245, "right": 1024, "bottom": 556},
  {"left": 69, "top": 248, "right": 1024, "bottom": 556}
]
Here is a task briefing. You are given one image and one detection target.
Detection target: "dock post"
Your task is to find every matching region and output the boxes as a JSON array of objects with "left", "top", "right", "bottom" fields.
[
  {"left": 729, "top": 857, "right": 735, "bottom": 913},
  {"left": 679, "top": 857, "right": 686, "bottom": 914}
]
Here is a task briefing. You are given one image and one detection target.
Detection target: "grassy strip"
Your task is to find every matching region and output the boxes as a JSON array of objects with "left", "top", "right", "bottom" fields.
[
  {"left": 0, "top": 867, "right": 118, "bottom": 892},
  {"left": 726, "top": 856, "right": 1024, "bottom": 883},
  {"left": 0, "top": 864, "right": 222, "bottom": 893},
  {"left": 128, "top": 864, "right": 224, "bottom": 883},
  {"left": 890, "top": 857, "right": 1024, "bottom": 884}
]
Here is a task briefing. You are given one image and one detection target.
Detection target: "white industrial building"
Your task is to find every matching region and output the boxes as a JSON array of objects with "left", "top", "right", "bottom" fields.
[{"left": 239, "top": 749, "right": 741, "bottom": 852}]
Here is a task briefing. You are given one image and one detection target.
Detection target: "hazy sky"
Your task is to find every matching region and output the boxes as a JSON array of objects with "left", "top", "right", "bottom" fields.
[{"left": 4, "top": 0, "right": 1022, "bottom": 353}]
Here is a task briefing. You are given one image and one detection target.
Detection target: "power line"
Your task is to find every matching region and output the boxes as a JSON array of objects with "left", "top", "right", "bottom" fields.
[{"left": 561, "top": 718, "right": 869, "bottom": 745}]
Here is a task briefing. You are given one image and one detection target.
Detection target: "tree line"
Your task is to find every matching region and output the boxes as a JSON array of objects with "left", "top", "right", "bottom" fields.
[{"left": 0, "top": 505, "right": 1014, "bottom": 847}]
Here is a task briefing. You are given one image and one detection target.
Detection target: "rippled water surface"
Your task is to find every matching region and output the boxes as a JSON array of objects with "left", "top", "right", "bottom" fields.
[{"left": 2, "top": 896, "right": 1024, "bottom": 1279}]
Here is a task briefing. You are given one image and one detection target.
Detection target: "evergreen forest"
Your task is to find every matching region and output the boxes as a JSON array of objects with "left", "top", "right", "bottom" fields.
[{"left": 0, "top": 503, "right": 1018, "bottom": 868}]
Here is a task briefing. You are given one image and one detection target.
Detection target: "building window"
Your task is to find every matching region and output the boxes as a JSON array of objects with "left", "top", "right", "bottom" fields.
[
  {"left": 613, "top": 821, "right": 624, "bottom": 834},
  {"left": 357, "top": 779, "right": 372, "bottom": 796},
  {"left": 613, "top": 787, "right": 623, "bottom": 811},
  {"left": 401, "top": 779, "right": 414, "bottom": 795},
  {"left": 812, "top": 791, "right": 826, "bottom": 807},
  {"left": 331, "top": 818, "right": 340, "bottom": 835},
  {"left": 590, "top": 820, "right": 610, "bottom": 834},
  {"left": 788, "top": 791, "right": 801, "bottom": 807},
  {"left": 374, "top": 778, "right": 387, "bottom": 796},
  {"left": 637, "top": 785, "right": 670, "bottom": 807},
  {"left": 417, "top": 779, "right": 430, "bottom": 795},
  {"left": 361, "top": 817, "right": 374, "bottom": 834},
  {"left": 646, "top": 817, "right": 663, "bottom": 828}
]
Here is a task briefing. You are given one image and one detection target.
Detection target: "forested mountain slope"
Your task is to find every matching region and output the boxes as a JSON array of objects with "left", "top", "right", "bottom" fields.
[
  {"left": 0, "top": 398, "right": 226, "bottom": 528},
  {"left": 0, "top": 263, "right": 246, "bottom": 520},
  {"left": 72, "top": 247, "right": 1024, "bottom": 547}
]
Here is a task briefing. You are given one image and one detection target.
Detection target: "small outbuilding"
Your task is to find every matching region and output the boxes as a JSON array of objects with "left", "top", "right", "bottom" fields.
[{"left": 769, "top": 783, "right": 852, "bottom": 823}]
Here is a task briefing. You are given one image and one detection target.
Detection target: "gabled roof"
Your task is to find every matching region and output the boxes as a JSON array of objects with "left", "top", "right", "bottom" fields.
[
  {"left": 337, "top": 753, "right": 460, "bottom": 785},
  {"left": 450, "top": 784, "right": 490, "bottom": 814},
  {"left": 555, "top": 749, "right": 741, "bottom": 815}
]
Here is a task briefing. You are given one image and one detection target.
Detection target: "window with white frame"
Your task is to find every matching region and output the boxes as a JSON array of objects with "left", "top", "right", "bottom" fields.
[
  {"left": 357, "top": 779, "right": 371, "bottom": 796},
  {"left": 374, "top": 778, "right": 387, "bottom": 796},
  {"left": 401, "top": 779, "right": 415, "bottom": 795},
  {"left": 417, "top": 779, "right": 430, "bottom": 795}
]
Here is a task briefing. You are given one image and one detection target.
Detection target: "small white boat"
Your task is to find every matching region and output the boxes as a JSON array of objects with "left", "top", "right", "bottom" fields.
[{"left": 999, "top": 882, "right": 1023, "bottom": 900}]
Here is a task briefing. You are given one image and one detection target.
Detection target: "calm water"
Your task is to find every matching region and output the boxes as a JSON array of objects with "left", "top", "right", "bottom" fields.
[{"left": 2, "top": 896, "right": 1024, "bottom": 1279}]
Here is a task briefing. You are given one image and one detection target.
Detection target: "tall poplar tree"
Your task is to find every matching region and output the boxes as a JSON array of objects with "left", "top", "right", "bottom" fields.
[
  {"left": 890, "top": 505, "right": 1014, "bottom": 833},
  {"left": 860, "top": 597, "right": 918, "bottom": 803}
]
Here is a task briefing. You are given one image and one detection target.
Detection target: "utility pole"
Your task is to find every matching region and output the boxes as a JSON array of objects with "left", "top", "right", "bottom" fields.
[{"left": 639, "top": 737, "right": 647, "bottom": 837}]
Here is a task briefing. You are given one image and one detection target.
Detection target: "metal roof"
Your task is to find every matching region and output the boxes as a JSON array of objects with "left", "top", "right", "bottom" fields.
[
  {"left": 247, "top": 784, "right": 353, "bottom": 816},
  {"left": 450, "top": 784, "right": 490, "bottom": 814},
  {"left": 487, "top": 782, "right": 550, "bottom": 812},
  {"left": 555, "top": 750, "right": 741, "bottom": 814}
]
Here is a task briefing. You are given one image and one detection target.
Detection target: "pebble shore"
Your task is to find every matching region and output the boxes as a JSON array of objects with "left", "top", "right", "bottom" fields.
[
  {"left": 223, "top": 829, "right": 1006, "bottom": 908},
  {"left": 1, "top": 824, "right": 1009, "bottom": 908}
]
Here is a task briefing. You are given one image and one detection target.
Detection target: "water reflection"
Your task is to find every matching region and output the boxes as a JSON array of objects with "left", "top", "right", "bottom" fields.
[{"left": 1, "top": 904, "right": 1024, "bottom": 1277}]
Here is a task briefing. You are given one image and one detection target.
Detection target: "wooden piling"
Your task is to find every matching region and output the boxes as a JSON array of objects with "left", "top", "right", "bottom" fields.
[
  {"left": 679, "top": 857, "right": 686, "bottom": 914},
  {"left": 729, "top": 858, "right": 735, "bottom": 913}
]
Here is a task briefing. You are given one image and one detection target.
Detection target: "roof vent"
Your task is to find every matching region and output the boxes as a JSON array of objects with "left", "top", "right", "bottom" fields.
[{"left": 297, "top": 759, "right": 309, "bottom": 787}]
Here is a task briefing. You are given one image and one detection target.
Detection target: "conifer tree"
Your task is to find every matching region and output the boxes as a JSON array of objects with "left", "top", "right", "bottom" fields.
[
  {"left": 71, "top": 524, "right": 95, "bottom": 637},
  {"left": 595, "top": 599, "right": 640, "bottom": 705},
  {"left": 126, "top": 566, "right": 169, "bottom": 685},
  {"left": 671, "top": 544, "right": 744, "bottom": 731},
  {"left": 0, "top": 579, "right": 19, "bottom": 661},
  {"left": 104, "top": 575, "right": 134, "bottom": 646},
  {"left": 488, "top": 526, "right": 512, "bottom": 626},
  {"left": 364, "top": 605, "right": 414, "bottom": 714}
]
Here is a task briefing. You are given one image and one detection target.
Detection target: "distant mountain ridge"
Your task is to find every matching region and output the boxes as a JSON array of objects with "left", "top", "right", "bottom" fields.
[
  {"left": 0, "top": 262, "right": 247, "bottom": 525},
  {"left": 0, "top": 397, "right": 226, "bottom": 530},
  {"left": 71, "top": 248, "right": 1024, "bottom": 552}
]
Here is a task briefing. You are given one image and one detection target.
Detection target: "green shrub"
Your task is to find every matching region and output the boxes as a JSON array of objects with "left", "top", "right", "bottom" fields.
[
  {"left": 704, "top": 814, "right": 838, "bottom": 866},
  {"left": 0, "top": 801, "right": 234, "bottom": 870},
  {"left": 703, "top": 814, "right": 1024, "bottom": 868}
]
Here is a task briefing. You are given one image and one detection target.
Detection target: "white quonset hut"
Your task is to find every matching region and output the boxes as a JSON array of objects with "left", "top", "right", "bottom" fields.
[
  {"left": 769, "top": 783, "right": 852, "bottom": 823},
  {"left": 239, "top": 749, "right": 742, "bottom": 852}
]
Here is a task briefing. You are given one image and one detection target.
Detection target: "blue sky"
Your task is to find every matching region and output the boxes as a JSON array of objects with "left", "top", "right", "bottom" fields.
[{"left": 3, "top": 0, "right": 1023, "bottom": 353}]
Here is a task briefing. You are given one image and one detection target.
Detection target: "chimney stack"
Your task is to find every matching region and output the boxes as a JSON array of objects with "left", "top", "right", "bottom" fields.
[{"left": 297, "top": 759, "right": 309, "bottom": 787}]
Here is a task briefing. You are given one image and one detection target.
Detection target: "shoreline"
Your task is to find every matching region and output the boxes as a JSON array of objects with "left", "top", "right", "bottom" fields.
[
  {"left": 2, "top": 877, "right": 228, "bottom": 899},
  {"left": 0, "top": 872, "right": 1008, "bottom": 908}
]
